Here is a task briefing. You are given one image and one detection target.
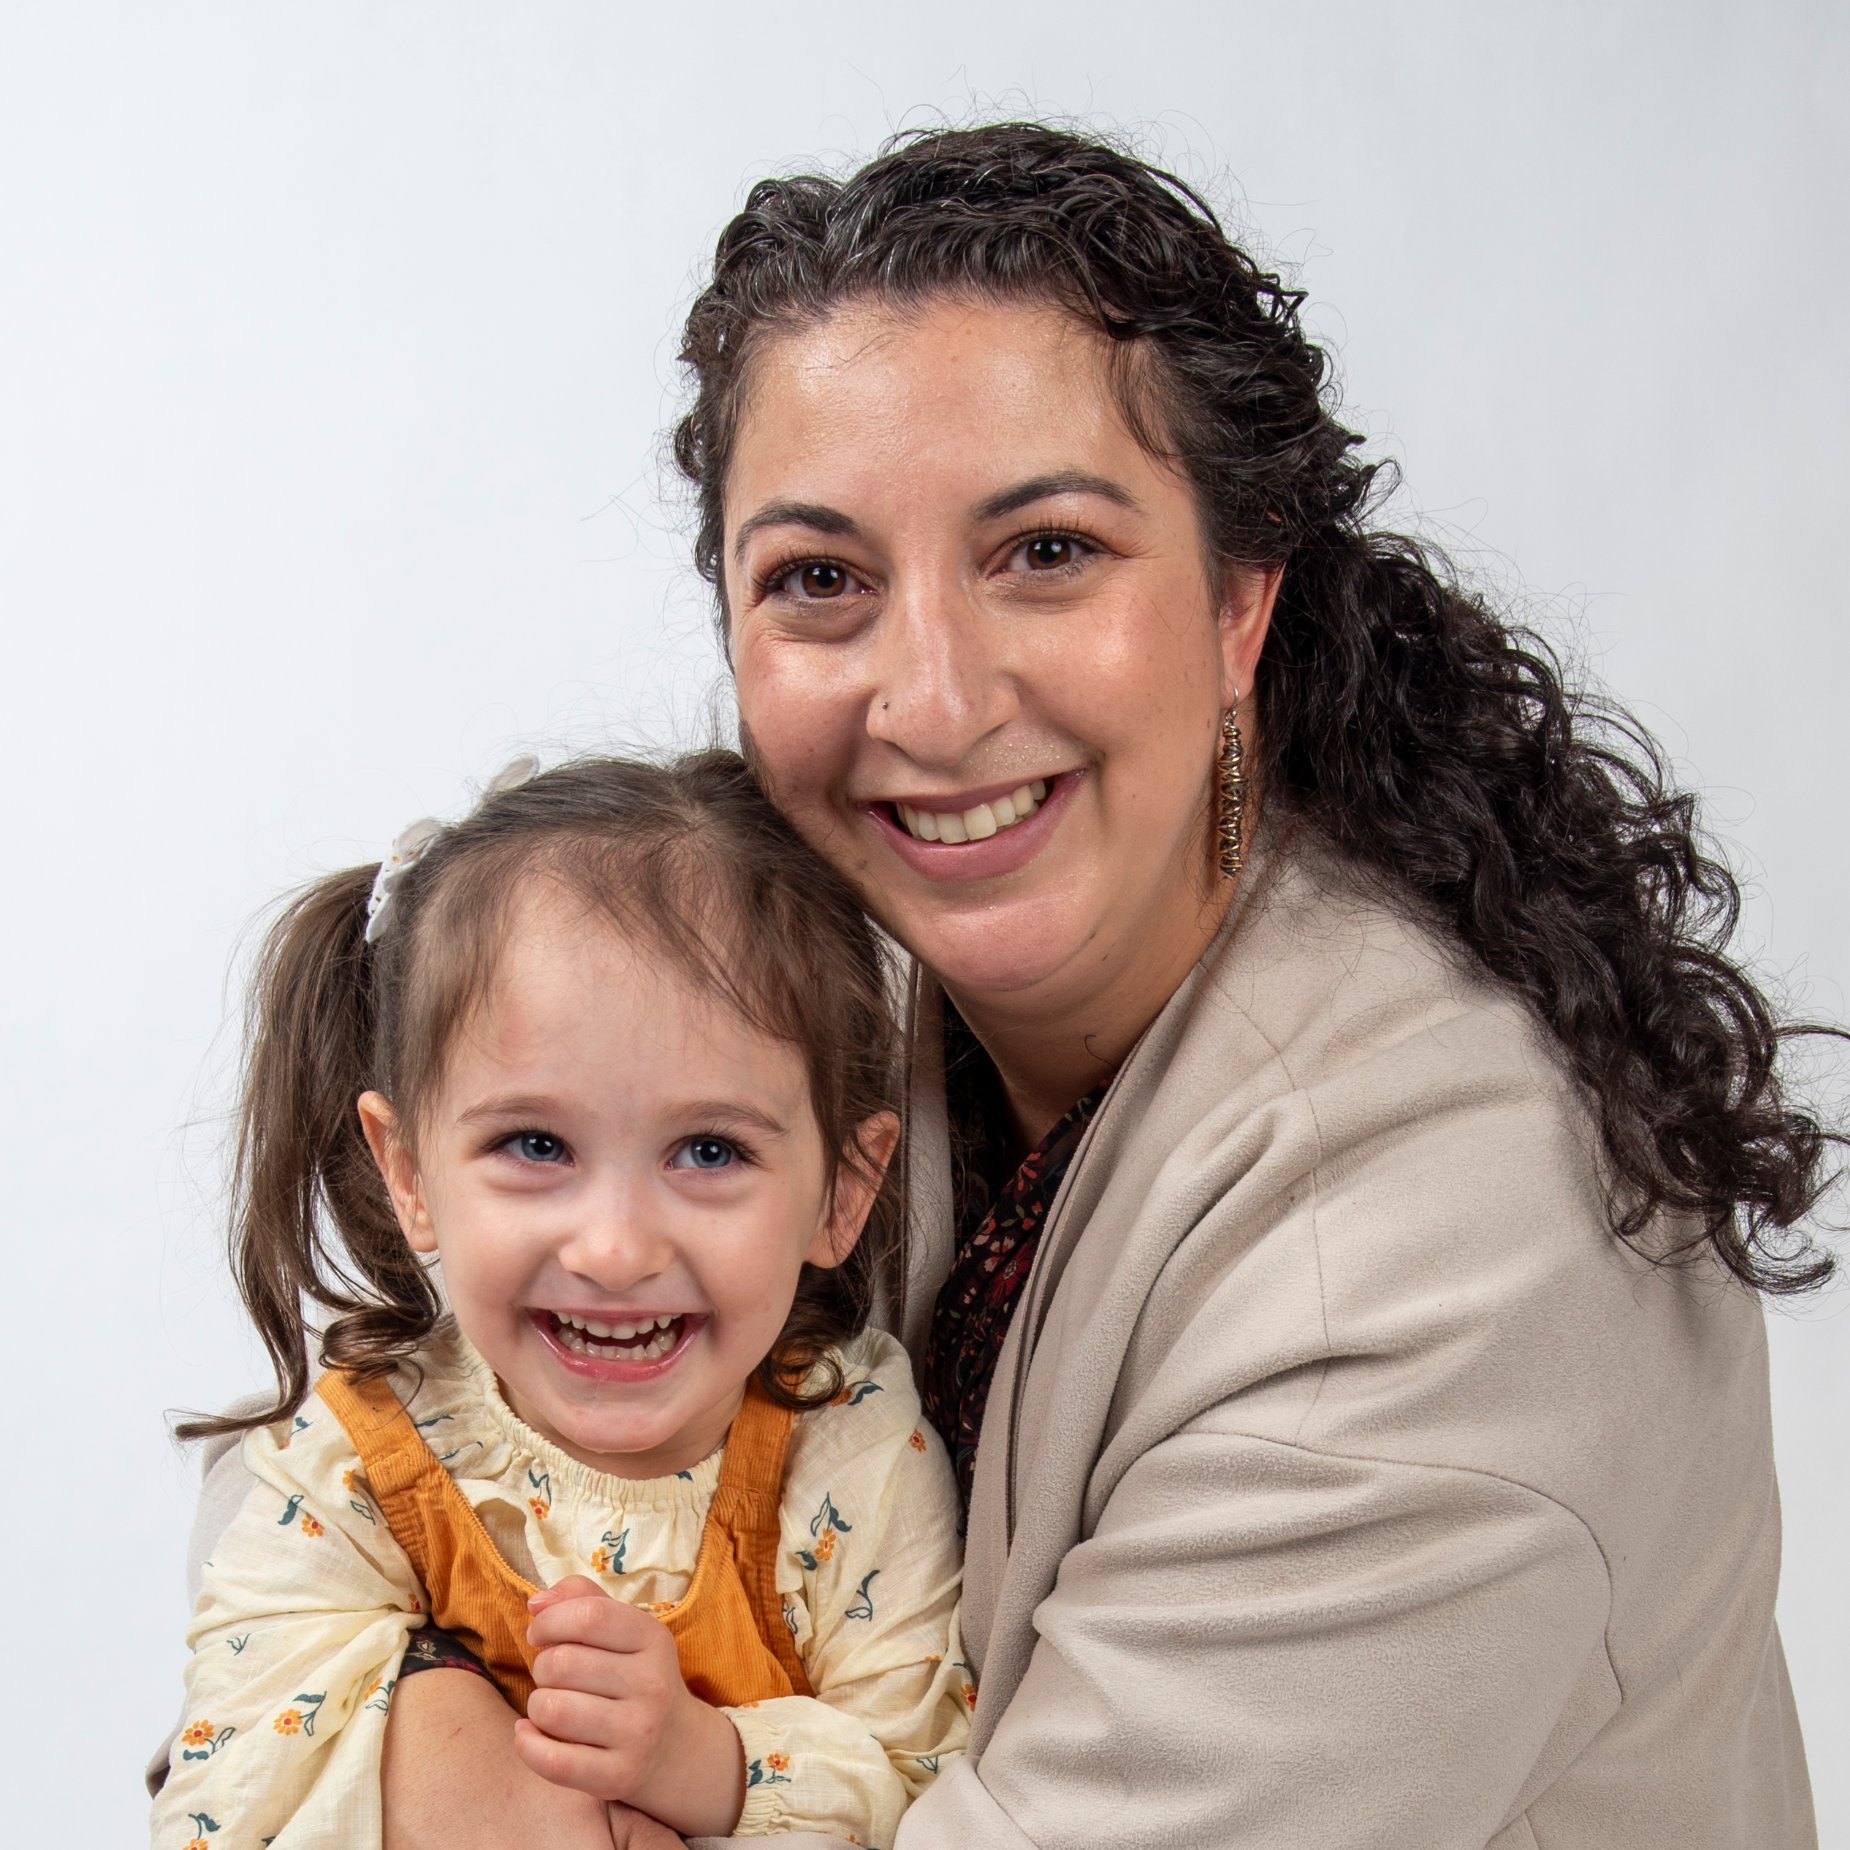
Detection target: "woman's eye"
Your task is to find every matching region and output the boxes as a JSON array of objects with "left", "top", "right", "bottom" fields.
[
  {"left": 779, "top": 560, "right": 854, "bottom": 599},
  {"left": 1013, "top": 534, "right": 1088, "bottom": 573},
  {"left": 671, "top": 1137, "right": 737, "bottom": 1171},
  {"left": 511, "top": 1132, "right": 567, "bottom": 1165}
]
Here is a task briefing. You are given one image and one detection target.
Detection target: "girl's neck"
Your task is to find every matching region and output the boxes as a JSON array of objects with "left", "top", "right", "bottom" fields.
[{"left": 498, "top": 1370, "right": 747, "bottom": 1483}]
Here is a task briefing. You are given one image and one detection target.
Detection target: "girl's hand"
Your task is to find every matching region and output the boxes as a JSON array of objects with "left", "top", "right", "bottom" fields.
[{"left": 516, "top": 1575, "right": 747, "bottom": 1839}]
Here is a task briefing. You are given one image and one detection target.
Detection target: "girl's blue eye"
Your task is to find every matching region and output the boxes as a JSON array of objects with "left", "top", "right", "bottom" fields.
[
  {"left": 672, "top": 1137, "right": 736, "bottom": 1171},
  {"left": 513, "top": 1132, "right": 567, "bottom": 1164}
]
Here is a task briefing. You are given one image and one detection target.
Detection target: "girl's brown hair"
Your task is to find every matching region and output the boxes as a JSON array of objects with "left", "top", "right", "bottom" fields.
[{"left": 179, "top": 751, "right": 901, "bottom": 1441}]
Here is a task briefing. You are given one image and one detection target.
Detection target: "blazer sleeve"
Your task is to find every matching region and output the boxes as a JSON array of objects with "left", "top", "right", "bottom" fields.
[{"left": 896, "top": 1415, "right": 1611, "bottom": 1850}]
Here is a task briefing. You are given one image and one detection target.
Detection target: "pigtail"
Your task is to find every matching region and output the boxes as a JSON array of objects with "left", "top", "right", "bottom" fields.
[{"left": 174, "top": 865, "right": 439, "bottom": 1441}]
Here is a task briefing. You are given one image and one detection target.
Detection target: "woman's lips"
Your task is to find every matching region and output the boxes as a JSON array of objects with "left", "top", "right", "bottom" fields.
[
  {"left": 863, "top": 769, "right": 1082, "bottom": 880},
  {"left": 531, "top": 1309, "right": 703, "bottom": 1383}
]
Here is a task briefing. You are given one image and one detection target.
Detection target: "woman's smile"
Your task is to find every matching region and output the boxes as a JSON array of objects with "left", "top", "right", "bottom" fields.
[{"left": 861, "top": 772, "right": 1075, "bottom": 881}]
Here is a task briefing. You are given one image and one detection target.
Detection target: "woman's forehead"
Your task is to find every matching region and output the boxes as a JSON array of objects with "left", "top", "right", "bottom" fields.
[
  {"left": 738, "top": 300, "right": 1128, "bottom": 464},
  {"left": 726, "top": 297, "right": 1174, "bottom": 535}
]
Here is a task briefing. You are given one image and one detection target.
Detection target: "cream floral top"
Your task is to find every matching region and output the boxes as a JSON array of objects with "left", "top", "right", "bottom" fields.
[{"left": 150, "top": 1324, "right": 971, "bottom": 1850}]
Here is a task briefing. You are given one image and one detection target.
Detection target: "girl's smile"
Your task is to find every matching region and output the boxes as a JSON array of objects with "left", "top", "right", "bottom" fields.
[{"left": 531, "top": 1308, "right": 702, "bottom": 1376}]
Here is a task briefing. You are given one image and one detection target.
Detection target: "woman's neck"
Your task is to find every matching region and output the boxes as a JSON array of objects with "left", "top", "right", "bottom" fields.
[{"left": 942, "top": 871, "right": 1237, "bottom": 1150}]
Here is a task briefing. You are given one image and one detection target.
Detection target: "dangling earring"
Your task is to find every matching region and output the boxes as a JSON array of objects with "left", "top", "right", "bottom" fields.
[{"left": 1216, "top": 699, "right": 1247, "bottom": 881}]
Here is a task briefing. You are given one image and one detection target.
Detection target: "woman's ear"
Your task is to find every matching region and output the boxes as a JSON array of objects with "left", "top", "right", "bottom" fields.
[
  {"left": 804, "top": 1111, "right": 902, "bottom": 1270},
  {"left": 1219, "top": 561, "right": 1282, "bottom": 707},
  {"left": 357, "top": 1091, "right": 439, "bottom": 1254}
]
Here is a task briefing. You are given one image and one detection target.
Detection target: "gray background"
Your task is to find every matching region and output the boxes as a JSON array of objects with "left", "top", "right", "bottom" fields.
[{"left": 1, "top": 2, "right": 1843, "bottom": 1839}]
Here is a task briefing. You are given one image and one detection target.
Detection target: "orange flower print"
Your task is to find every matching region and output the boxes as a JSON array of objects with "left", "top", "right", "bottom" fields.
[
  {"left": 908, "top": 1428, "right": 928, "bottom": 1452},
  {"left": 646, "top": 1600, "right": 678, "bottom": 1617},
  {"left": 274, "top": 1690, "right": 328, "bottom": 1737},
  {"left": 797, "top": 1493, "right": 851, "bottom": 1571},
  {"left": 184, "top": 1839, "right": 210, "bottom": 1850},
  {"left": 961, "top": 1682, "right": 977, "bottom": 1710},
  {"left": 527, "top": 1497, "right": 550, "bottom": 1520},
  {"left": 764, "top": 1752, "right": 791, "bottom": 1772},
  {"left": 299, "top": 1514, "right": 324, "bottom": 1537},
  {"left": 342, "top": 1468, "right": 359, "bottom": 1492},
  {"left": 180, "top": 1720, "right": 215, "bottom": 1748},
  {"left": 526, "top": 1467, "right": 552, "bottom": 1521}
]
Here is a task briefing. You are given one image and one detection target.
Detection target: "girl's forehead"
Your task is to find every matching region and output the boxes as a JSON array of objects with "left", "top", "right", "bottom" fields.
[{"left": 448, "top": 885, "right": 810, "bottom": 1099}]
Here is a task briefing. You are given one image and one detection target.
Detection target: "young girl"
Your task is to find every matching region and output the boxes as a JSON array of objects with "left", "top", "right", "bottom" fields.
[{"left": 151, "top": 752, "right": 971, "bottom": 1850}]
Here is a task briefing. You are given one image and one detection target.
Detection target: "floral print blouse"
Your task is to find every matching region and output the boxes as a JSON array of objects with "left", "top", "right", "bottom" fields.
[
  {"left": 151, "top": 1323, "right": 970, "bottom": 1850},
  {"left": 923, "top": 1007, "right": 1109, "bottom": 1507}
]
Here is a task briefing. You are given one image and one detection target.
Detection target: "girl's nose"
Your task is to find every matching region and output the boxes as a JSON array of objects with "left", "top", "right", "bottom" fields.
[
  {"left": 554, "top": 1190, "right": 673, "bottom": 1293},
  {"left": 864, "top": 567, "right": 1019, "bottom": 767}
]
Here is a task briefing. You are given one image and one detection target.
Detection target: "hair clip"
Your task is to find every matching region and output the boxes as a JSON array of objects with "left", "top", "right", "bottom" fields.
[{"left": 363, "top": 754, "right": 542, "bottom": 945}]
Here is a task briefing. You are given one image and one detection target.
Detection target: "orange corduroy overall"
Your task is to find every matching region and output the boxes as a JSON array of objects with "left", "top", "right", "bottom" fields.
[{"left": 316, "top": 1370, "right": 814, "bottom": 1715}]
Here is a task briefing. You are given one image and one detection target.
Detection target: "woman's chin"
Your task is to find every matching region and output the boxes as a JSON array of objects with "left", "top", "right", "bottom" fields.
[{"left": 897, "top": 903, "right": 1101, "bottom": 1003}]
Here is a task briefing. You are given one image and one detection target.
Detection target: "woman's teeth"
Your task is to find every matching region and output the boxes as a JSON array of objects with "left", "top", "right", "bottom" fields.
[
  {"left": 552, "top": 1312, "right": 681, "bottom": 1361},
  {"left": 897, "top": 779, "right": 1048, "bottom": 844}
]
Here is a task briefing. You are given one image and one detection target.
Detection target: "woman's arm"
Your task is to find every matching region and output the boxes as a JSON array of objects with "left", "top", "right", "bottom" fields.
[{"left": 382, "top": 1669, "right": 684, "bottom": 1850}]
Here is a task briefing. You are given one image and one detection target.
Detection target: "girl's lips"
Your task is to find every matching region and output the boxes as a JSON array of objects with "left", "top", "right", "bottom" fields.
[
  {"left": 862, "top": 769, "right": 1083, "bottom": 881},
  {"left": 530, "top": 1309, "right": 704, "bottom": 1384}
]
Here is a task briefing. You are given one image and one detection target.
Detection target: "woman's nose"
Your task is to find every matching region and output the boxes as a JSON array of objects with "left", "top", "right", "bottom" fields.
[{"left": 865, "top": 569, "right": 1018, "bottom": 768}]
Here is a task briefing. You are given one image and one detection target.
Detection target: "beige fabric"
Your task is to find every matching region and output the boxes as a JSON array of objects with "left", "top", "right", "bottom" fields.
[{"left": 890, "top": 834, "right": 1814, "bottom": 1849}]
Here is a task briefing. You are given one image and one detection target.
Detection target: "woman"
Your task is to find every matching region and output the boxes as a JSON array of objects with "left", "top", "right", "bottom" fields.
[{"left": 313, "top": 125, "right": 1830, "bottom": 1844}]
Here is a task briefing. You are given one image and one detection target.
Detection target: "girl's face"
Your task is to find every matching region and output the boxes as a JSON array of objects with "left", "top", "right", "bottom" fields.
[
  {"left": 725, "top": 297, "right": 1276, "bottom": 1026},
  {"left": 361, "top": 884, "right": 894, "bottom": 1479}
]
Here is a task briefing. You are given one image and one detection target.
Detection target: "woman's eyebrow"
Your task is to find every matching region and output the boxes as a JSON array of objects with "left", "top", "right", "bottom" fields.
[
  {"left": 732, "top": 500, "right": 859, "bottom": 563},
  {"left": 971, "top": 471, "right": 1140, "bottom": 523}
]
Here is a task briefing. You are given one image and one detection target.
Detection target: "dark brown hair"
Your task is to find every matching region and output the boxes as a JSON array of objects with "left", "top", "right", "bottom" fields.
[
  {"left": 179, "top": 750, "right": 902, "bottom": 1441},
  {"left": 672, "top": 121, "right": 1841, "bottom": 1293}
]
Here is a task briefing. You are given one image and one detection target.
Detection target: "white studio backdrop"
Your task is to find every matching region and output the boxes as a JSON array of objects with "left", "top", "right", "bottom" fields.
[{"left": 1, "top": 2, "right": 1843, "bottom": 1838}]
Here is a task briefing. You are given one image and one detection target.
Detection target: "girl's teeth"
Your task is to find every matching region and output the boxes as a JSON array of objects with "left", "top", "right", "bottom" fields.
[
  {"left": 553, "top": 1313, "right": 680, "bottom": 1359},
  {"left": 899, "top": 781, "right": 1048, "bottom": 844}
]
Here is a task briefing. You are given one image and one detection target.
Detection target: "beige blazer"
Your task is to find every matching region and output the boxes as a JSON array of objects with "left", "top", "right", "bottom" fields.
[{"left": 884, "top": 834, "right": 1814, "bottom": 1849}]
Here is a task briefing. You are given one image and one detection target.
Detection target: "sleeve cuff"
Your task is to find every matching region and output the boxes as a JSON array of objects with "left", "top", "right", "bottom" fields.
[{"left": 723, "top": 1706, "right": 794, "bottom": 1836}]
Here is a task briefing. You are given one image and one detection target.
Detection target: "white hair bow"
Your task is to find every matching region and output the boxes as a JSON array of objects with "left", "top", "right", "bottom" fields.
[{"left": 363, "top": 753, "right": 541, "bottom": 945}]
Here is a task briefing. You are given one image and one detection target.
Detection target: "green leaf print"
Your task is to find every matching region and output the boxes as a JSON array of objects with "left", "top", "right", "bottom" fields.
[
  {"left": 592, "top": 1527, "right": 629, "bottom": 1576},
  {"left": 844, "top": 1570, "right": 880, "bottom": 1621},
  {"left": 277, "top": 1494, "right": 305, "bottom": 1527},
  {"left": 187, "top": 1813, "right": 220, "bottom": 1834},
  {"left": 835, "top": 1379, "right": 883, "bottom": 1407},
  {"left": 797, "top": 1491, "right": 852, "bottom": 1570},
  {"left": 745, "top": 1754, "right": 793, "bottom": 1787}
]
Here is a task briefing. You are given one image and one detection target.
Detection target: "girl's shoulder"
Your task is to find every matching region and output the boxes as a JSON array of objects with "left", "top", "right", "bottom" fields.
[
  {"left": 237, "top": 1320, "right": 493, "bottom": 1491},
  {"left": 783, "top": 1327, "right": 950, "bottom": 1498}
]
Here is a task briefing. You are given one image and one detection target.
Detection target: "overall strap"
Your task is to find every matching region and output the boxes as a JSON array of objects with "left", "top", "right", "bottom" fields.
[
  {"left": 665, "top": 1379, "right": 814, "bottom": 1703},
  {"left": 316, "top": 1370, "right": 541, "bottom": 1714}
]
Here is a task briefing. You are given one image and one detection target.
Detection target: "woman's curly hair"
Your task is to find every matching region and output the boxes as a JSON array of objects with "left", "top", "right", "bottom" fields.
[{"left": 673, "top": 120, "right": 1841, "bottom": 1294}]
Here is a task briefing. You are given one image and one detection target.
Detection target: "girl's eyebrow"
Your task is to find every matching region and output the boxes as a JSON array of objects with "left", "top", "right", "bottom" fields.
[
  {"left": 452, "top": 1095, "right": 791, "bottom": 1138},
  {"left": 674, "top": 1100, "right": 792, "bottom": 1139}
]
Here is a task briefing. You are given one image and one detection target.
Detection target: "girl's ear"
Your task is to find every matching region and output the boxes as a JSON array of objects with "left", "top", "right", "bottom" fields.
[
  {"left": 804, "top": 1111, "right": 902, "bottom": 1270},
  {"left": 357, "top": 1091, "right": 439, "bottom": 1254}
]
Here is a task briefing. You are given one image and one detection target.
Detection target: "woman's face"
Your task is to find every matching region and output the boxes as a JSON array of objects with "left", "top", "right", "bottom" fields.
[{"left": 725, "top": 297, "right": 1274, "bottom": 1015}]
